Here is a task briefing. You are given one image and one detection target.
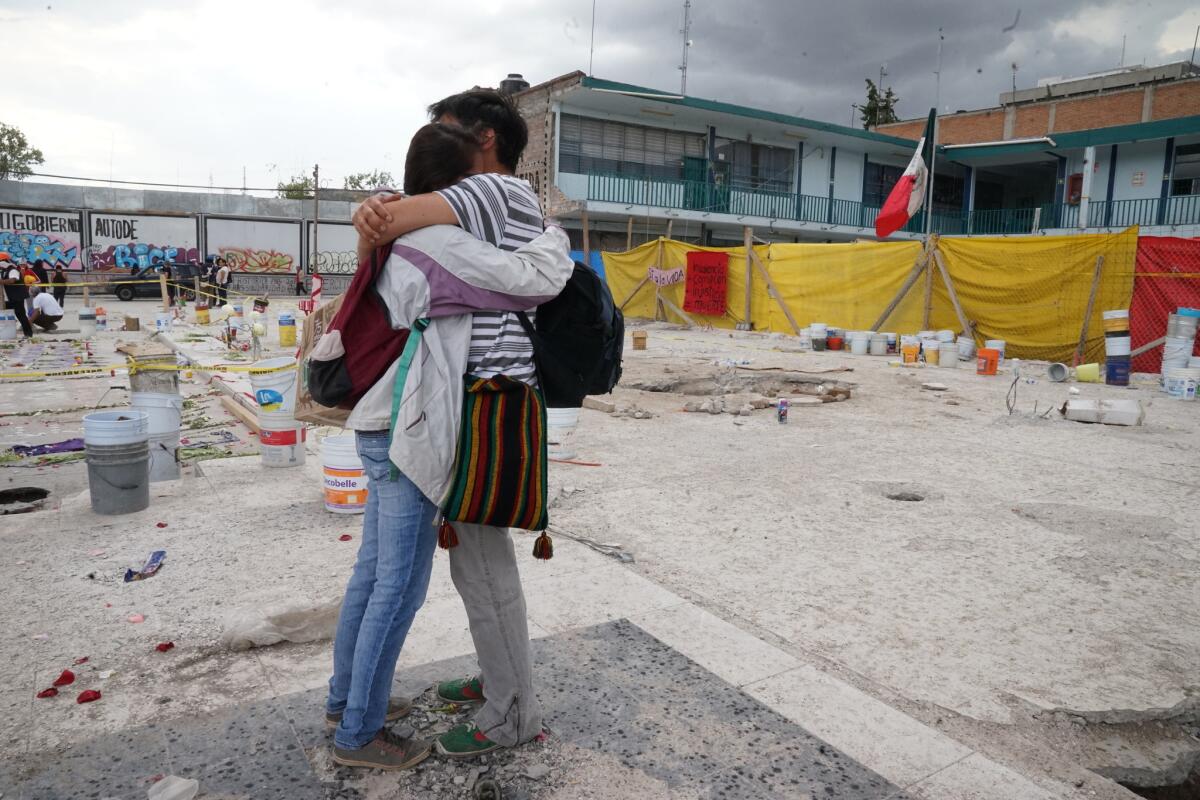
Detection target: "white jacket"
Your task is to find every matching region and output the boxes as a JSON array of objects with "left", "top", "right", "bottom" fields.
[{"left": 346, "top": 224, "right": 572, "bottom": 504}]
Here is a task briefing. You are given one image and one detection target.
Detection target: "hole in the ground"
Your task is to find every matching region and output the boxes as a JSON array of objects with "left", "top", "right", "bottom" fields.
[
  {"left": 1119, "top": 766, "right": 1200, "bottom": 800},
  {"left": 886, "top": 492, "right": 925, "bottom": 502},
  {"left": 0, "top": 487, "right": 50, "bottom": 514}
]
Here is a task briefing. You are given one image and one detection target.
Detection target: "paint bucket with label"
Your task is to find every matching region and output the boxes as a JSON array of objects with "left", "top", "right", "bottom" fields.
[
  {"left": 901, "top": 345, "right": 920, "bottom": 365},
  {"left": 1106, "top": 355, "right": 1131, "bottom": 386},
  {"left": 322, "top": 434, "right": 367, "bottom": 513},
  {"left": 984, "top": 340, "right": 1006, "bottom": 366},
  {"left": 884, "top": 333, "right": 897, "bottom": 354},
  {"left": 812, "top": 336, "right": 827, "bottom": 352},
  {"left": 195, "top": 303, "right": 210, "bottom": 325},
  {"left": 922, "top": 341, "right": 941, "bottom": 366},
  {"left": 976, "top": 348, "right": 1000, "bottom": 376},
  {"left": 1163, "top": 368, "right": 1200, "bottom": 400},
  {"left": 1162, "top": 335, "right": 1195, "bottom": 373},
  {"left": 259, "top": 416, "right": 306, "bottom": 468},
  {"left": 155, "top": 312, "right": 172, "bottom": 333},
  {"left": 78, "top": 308, "right": 97, "bottom": 338},
  {"left": 232, "top": 303, "right": 244, "bottom": 319},
  {"left": 1104, "top": 335, "right": 1131, "bottom": 357},
  {"left": 1102, "top": 309, "right": 1130, "bottom": 334},
  {"left": 827, "top": 335, "right": 844, "bottom": 351},
  {"left": 0, "top": 312, "right": 16, "bottom": 340},
  {"left": 95, "top": 307, "right": 107, "bottom": 331},
  {"left": 278, "top": 312, "right": 297, "bottom": 347},
  {"left": 248, "top": 357, "right": 298, "bottom": 418}
]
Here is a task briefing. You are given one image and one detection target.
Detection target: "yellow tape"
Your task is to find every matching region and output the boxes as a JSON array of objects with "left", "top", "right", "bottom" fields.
[{"left": 0, "top": 361, "right": 297, "bottom": 381}]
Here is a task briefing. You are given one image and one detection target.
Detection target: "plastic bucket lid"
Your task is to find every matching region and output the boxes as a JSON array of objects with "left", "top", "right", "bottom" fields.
[
  {"left": 937, "top": 330, "right": 956, "bottom": 342},
  {"left": 83, "top": 410, "right": 149, "bottom": 446},
  {"left": 1102, "top": 309, "right": 1129, "bottom": 319}
]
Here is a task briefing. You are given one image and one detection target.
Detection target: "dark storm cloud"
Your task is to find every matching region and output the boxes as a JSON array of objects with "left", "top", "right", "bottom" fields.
[{"left": 577, "top": 0, "right": 1196, "bottom": 124}]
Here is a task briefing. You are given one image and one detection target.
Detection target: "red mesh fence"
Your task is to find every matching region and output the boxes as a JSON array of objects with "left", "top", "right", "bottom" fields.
[{"left": 1131, "top": 237, "right": 1200, "bottom": 373}]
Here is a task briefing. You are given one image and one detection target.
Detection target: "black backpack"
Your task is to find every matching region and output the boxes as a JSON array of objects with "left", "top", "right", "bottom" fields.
[{"left": 518, "top": 261, "right": 623, "bottom": 408}]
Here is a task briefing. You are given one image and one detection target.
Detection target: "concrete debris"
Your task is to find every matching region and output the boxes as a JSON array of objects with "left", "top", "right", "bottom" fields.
[
  {"left": 524, "top": 763, "right": 551, "bottom": 780},
  {"left": 221, "top": 599, "right": 342, "bottom": 651},
  {"left": 1062, "top": 398, "right": 1144, "bottom": 426},
  {"left": 582, "top": 397, "right": 616, "bottom": 414}
]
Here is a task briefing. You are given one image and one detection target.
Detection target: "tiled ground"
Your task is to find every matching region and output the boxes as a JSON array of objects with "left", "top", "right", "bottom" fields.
[{"left": 3, "top": 620, "right": 910, "bottom": 800}]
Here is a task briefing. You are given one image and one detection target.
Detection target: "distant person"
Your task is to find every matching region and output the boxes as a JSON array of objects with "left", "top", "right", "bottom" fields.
[
  {"left": 215, "top": 257, "right": 231, "bottom": 306},
  {"left": 30, "top": 259, "right": 49, "bottom": 287},
  {"left": 51, "top": 266, "right": 67, "bottom": 308},
  {"left": 295, "top": 263, "right": 306, "bottom": 296},
  {"left": 0, "top": 253, "right": 34, "bottom": 337},
  {"left": 161, "top": 263, "right": 177, "bottom": 304},
  {"left": 28, "top": 286, "right": 63, "bottom": 331}
]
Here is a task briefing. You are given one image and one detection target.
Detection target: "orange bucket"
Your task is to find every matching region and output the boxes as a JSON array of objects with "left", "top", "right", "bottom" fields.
[
  {"left": 901, "top": 344, "right": 920, "bottom": 364},
  {"left": 976, "top": 348, "right": 1000, "bottom": 375}
]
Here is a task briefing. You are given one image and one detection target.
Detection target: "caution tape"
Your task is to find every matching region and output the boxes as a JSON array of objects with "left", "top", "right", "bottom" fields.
[{"left": 0, "top": 361, "right": 297, "bottom": 381}]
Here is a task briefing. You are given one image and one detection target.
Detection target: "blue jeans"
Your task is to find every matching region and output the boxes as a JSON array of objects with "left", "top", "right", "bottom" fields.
[{"left": 326, "top": 430, "right": 438, "bottom": 749}]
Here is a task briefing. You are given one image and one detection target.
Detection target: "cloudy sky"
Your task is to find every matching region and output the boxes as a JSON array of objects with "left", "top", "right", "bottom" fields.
[{"left": 5, "top": 0, "right": 1198, "bottom": 193}]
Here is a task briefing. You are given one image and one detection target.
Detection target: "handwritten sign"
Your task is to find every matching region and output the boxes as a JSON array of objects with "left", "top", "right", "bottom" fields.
[{"left": 683, "top": 251, "right": 729, "bottom": 316}]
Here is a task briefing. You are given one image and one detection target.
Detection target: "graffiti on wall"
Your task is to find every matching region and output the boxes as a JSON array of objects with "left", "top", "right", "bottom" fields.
[
  {"left": 0, "top": 208, "right": 84, "bottom": 269},
  {"left": 314, "top": 250, "right": 358, "bottom": 274},
  {"left": 219, "top": 247, "right": 295, "bottom": 273},
  {"left": 88, "top": 213, "right": 199, "bottom": 272}
]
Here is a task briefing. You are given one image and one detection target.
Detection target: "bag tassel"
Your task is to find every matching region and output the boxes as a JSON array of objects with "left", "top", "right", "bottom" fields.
[
  {"left": 438, "top": 519, "right": 459, "bottom": 550},
  {"left": 532, "top": 531, "right": 553, "bottom": 560}
]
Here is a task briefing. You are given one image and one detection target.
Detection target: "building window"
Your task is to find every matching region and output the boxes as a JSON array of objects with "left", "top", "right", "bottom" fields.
[
  {"left": 558, "top": 113, "right": 705, "bottom": 179},
  {"left": 863, "top": 162, "right": 906, "bottom": 207},
  {"left": 1171, "top": 143, "right": 1200, "bottom": 196},
  {"left": 714, "top": 141, "right": 795, "bottom": 193}
]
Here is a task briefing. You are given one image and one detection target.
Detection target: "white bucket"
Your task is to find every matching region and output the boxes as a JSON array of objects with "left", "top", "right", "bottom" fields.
[
  {"left": 83, "top": 410, "right": 149, "bottom": 446},
  {"left": 322, "top": 434, "right": 367, "bottom": 514},
  {"left": 810, "top": 322, "right": 828, "bottom": 337},
  {"left": 984, "top": 339, "right": 1006, "bottom": 365},
  {"left": 1162, "top": 336, "right": 1194, "bottom": 372},
  {"left": 957, "top": 336, "right": 976, "bottom": 361},
  {"left": 869, "top": 335, "right": 888, "bottom": 356},
  {"left": 939, "top": 341, "right": 958, "bottom": 367},
  {"left": 850, "top": 336, "right": 869, "bottom": 356},
  {"left": 0, "top": 312, "right": 16, "bottom": 340},
  {"left": 936, "top": 329, "right": 956, "bottom": 342},
  {"left": 1102, "top": 309, "right": 1130, "bottom": 320},
  {"left": 147, "top": 430, "right": 181, "bottom": 482},
  {"left": 1189, "top": 356, "right": 1200, "bottom": 369},
  {"left": 130, "top": 392, "right": 182, "bottom": 435},
  {"left": 155, "top": 312, "right": 172, "bottom": 333},
  {"left": 547, "top": 407, "right": 580, "bottom": 461},
  {"left": 248, "top": 357, "right": 298, "bottom": 415},
  {"left": 1163, "top": 368, "right": 1200, "bottom": 400},
  {"left": 78, "top": 308, "right": 97, "bottom": 338},
  {"left": 1104, "top": 335, "right": 1131, "bottom": 356},
  {"left": 259, "top": 415, "right": 306, "bottom": 468}
]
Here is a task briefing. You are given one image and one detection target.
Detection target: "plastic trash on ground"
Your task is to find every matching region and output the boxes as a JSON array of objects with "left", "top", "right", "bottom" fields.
[
  {"left": 1063, "top": 398, "right": 1144, "bottom": 426},
  {"left": 147, "top": 775, "right": 200, "bottom": 800},
  {"left": 220, "top": 599, "right": 342, "bottom": 651}
]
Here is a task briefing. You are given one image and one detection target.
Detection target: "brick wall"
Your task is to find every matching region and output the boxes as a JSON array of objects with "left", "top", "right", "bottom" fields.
[
  {"left": 937, "top": 110, "right": 1005, "bottom": 144},
  {"left": 1152, "top": 81, "right": 1200, "bottom": 119},
  {"left": 881, "top": 120, "right": 924, "bottom": 139},
  {"left": 1013, "top": 104, "right": 1051, "bottom": 138},
  {"left": 1053, "top": 90, "right": 1144, "bottom": 131}
]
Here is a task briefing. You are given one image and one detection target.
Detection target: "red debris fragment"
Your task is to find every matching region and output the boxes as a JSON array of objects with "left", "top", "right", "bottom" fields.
[
  {"left": 338, "top": 534, "right": 353, "bottom": 542},
  {"left": 52, "top": 669, "right": 75, "bottom": 687},
  {"left": 76, "top": 689, "right": 102, "bottom": 704},
  {"left": 73, "top": 657, "right": 89, "bottom": 665},
  {"left": 156, "top": 522, "right": 167, "bottom": 528},
  {"left": 36, "top": 687, "right": 58, "bottom": 699},
  {"left": 154, "top": 642, "right": 175, "bottom": 653}
]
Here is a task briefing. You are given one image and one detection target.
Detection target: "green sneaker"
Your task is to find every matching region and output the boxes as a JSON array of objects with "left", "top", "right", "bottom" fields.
[
  {"left": 435, "top": 722, "right": 501, "bottom": 758},
  {"left": 436, "top": 676, "right": 484, "bottom": 705},
  {"left": 325, "top": 697, "right": 413, "bottom": 729}
]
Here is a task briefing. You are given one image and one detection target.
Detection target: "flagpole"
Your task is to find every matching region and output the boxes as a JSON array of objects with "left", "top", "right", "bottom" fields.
[{"left": 923, "top": 27, "right": 944, "bottom": 242}]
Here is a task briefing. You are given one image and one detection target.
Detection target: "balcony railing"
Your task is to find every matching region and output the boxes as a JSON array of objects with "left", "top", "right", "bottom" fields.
[{"left": 584, "top": 172, "right": 1200, "bottom": 234}]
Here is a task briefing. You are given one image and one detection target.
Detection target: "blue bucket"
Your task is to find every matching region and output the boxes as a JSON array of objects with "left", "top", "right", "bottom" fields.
[{"left": 1105, "top": 355, "right": 1130, "bottom": 386}]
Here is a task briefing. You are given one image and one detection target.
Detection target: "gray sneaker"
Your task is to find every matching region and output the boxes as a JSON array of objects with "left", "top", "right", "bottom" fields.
[
  {"left": 332, "top": 730, "right": 431, "bottom": 770},
  {"left": 325, "top": 697, "right": 413, "bottom": 729}
]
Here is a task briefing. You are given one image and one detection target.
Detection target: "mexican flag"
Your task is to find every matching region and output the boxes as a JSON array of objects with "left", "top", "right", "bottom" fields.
[{"left": 875, "top": 109, "right": 936, "bottom": 238}]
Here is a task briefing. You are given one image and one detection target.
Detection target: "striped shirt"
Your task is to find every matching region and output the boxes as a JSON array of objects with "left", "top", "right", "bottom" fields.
[{"left": 437, "top": 174, "right": 544, "bottom": 385}]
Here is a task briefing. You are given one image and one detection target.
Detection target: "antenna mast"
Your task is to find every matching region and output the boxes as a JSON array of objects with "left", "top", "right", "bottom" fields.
[{"left": 679, "top": 0, "right": 692, "bottom": 95}]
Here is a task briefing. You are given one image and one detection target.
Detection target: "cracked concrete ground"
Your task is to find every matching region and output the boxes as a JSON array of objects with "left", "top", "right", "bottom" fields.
[{"left": 0, "top": 310, "right": 1196, "bottom": 798}]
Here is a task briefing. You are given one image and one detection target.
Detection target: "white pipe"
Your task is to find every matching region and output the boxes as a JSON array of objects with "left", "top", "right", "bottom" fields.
[{"left": 942, "top": 136, "right": 1057, "bottom": 150}]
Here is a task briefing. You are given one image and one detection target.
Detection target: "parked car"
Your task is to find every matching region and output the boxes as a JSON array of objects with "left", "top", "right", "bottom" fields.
[{"left": 111, "top": 263, "right": 204, "bottom": 302}]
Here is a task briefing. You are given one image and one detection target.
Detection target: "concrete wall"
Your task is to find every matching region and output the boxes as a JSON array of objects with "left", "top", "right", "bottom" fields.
[{"left": 1110, "top": 141, "right": 1167, "bottom": 202}]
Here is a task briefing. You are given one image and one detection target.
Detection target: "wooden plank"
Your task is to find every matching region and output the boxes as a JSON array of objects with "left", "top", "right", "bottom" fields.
[
  {"left": 750, "top": 249, "right": 802, "bottom": 336},
  {"left": 220, "top": 394, "right": 261, "bottom": 433},
  {"left": 931, "top": 248, "right": 974, "bottom": 340},
  {"left": 1130, "top": 335, "right": 1166, "bottom": 358},
  {"left": 658, "top": 294, "right": 697, "bottom": 327},
  {"left": 617, "top": 276, "right": 651, "bottom": 311},
  {"left": 626, "top": 216, "right": 634, "bottom": 250},
  {"left": 665, "top": 219, "right": 674, "bottom": 241},
  {"left": 1074, "top": 255, "right": 1105, "bottom": 365},
  {"left": 921, "top": 245, "right": 934, "bottom": 329},
  {"left": 870, "top": 254, "right": 929, "bottom": 332},
  {"left": 159, "top": 270, "right": 170, "bottom": 311},
  {"left": 581, "top": 208, "right": 590, "bottom": 267}
]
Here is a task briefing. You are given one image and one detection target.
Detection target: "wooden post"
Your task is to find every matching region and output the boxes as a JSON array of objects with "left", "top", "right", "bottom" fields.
[
  {"left": 81, "top": 277, "right": 90, "bottom": 309},
  {"left": 193, "top": 275, "right": 202, "bottom": 305},
  {"left": 870, "top": 254, "right": 929, "bottom": 332},
  {"left": 654, "top": 237, "right": 666, "bottom": 321},
  {"left": 741, "top": 226, "right": 753, "bottom": 329},
  {"left": 1130, "top": 335, "right": 1165, "bottom": 358},
  {"left": 1074, "top": 255, "right": 1105, "bottom": 365},
  {"left": 581, "top": 208, "right": 590, "bottom": 267},
  {"left": 750, "top": 249, "right": 802, "bottom": 336},
  {"left": 626, "top": 216, "right": 634, "bottom": 251},
  {"left": 665, "top": 219, "right": 674, "bottom": 241},
  {"left": 931, "top": 248, "right": 974, "bottom": 340},
  {"left": 617, "top": 277, "right": 651, "bottom": 311},
  {"left": 159, "top": 270, "right": 170, "bottom": 311}
]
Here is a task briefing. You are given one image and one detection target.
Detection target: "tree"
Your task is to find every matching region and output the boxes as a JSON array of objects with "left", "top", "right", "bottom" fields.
[
  {"left": 0, "top": 122, "right": 45, "bottom": 181},
  {"left": 276, "top": 173, "right": 314, "bottom": 199},
  {"left": 860, "top": 79, "right": 900, "bottom": 129},
  {"left": 343, "top": 170, "right": 396, "bottom": 191}
]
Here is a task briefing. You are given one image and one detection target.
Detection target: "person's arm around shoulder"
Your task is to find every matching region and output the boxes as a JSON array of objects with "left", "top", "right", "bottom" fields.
[
  {"left": 353, "top": 193, "right": 459, "bottom": 265},
  {"left": 434, "top": 225, "right": 574, "bottom": 303}
]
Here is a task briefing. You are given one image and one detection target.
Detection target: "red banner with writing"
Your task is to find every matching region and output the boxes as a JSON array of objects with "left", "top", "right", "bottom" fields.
[{"left": 683, "top": 251, "right": 729, "bottom": 316}]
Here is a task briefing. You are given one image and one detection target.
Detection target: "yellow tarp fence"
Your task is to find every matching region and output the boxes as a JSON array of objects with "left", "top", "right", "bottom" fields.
[{"left": 602, "top": 227, "right": 1139, "bottom": 363}]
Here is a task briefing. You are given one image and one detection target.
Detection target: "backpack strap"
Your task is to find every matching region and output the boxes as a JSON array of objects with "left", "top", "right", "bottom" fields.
[{"left": 387, "top": 318, "right": 429, "bottom": 480}]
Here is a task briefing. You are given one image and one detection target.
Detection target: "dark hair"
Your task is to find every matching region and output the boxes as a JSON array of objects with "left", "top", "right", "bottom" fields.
[
  {"left": 403, "top": 123, "right": 479, "bottom": 196},
  {"left": 33, "top": 259, "right": 46, "bottom": 268},
  {"left": 428, "top": 89, "right": 527, "bottom": 172}
]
